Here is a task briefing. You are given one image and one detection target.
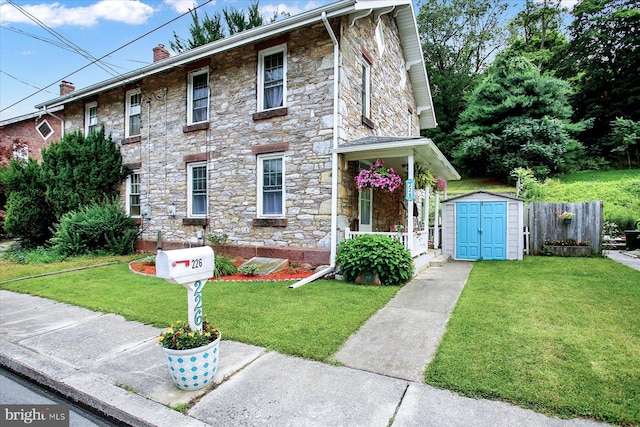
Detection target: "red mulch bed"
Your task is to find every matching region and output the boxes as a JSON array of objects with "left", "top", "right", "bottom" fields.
[{"left": 130, "top": 261, "right": 314, "bottom": 281}]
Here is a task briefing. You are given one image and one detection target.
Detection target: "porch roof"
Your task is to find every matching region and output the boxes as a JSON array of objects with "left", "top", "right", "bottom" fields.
[{"left": 334, "top": 136, "right": 461, "bottom": 181}]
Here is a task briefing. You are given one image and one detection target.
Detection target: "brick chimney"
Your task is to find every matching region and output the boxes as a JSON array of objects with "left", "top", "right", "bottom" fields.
[
  {"left": 59, "top": 81, "right": 75, "bottom": 96},
  {"left": 153, "top": 44, "right": 170, "bottom": 62}
]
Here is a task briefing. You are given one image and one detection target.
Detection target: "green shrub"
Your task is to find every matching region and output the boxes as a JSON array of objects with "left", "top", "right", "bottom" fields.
[
  {"left": 214, "top": 254, "right": 238, "bottom": 278},
  {"left": 4, "top": 246, "right": 67, "bottom": 264},
  {"left": 336, "top": 234, "right": 413, "bottom": 286},
  {"left": 51, "top": 201, "right": 139, "bottom": 256}
]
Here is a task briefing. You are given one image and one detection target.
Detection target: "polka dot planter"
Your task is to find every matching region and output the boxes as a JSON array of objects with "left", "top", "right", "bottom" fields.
[{"left": 162, "top": 335, "right": 221, "bottom": 391}]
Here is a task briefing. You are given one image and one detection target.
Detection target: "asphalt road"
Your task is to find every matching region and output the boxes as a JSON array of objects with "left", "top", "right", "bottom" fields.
[{"left": 0, "top": 367, "right": 119, "bottom": 427}]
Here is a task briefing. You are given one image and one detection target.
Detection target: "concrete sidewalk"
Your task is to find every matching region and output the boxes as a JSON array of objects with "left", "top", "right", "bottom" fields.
[{"left": 0, "top": 264, "right": 607, "bottom": 426}]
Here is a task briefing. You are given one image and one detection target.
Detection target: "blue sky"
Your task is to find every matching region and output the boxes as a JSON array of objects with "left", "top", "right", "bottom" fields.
[{"left": 0, "top": 0, "right": 332, "bottom": 120}]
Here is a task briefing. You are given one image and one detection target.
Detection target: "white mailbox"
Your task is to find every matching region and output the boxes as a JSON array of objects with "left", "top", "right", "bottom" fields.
[
  {"left": 156, "top": 246, "right": 215, "bottom": 333},
  {"left": 156, "top": 246, "right": 214, "bottom": 285}
]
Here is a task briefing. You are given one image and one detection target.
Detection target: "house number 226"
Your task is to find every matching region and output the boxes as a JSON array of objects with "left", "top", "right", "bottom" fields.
[{"left": 191, "top": 258, "right": 203, "bottom": 269}]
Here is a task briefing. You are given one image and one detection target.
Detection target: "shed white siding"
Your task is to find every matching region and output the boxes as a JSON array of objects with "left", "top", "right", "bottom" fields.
[{"left": 442, "top": 191, "right": 524, "bottom": 261}]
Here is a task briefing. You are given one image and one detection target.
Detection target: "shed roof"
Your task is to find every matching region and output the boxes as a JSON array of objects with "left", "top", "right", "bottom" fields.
[{"left": 443, "top": 190, "right": 523, "bottom": 203}]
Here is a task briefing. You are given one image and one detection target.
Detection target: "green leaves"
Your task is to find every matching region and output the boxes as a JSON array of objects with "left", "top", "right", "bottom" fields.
[{"left": 336, "top": 234, "right": 413, "bottom": 286}]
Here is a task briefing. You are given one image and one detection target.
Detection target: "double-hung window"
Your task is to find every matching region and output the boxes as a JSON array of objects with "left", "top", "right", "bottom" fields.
[
  {"left": 258, "top": 154, "right": 285, "bottom": 217},
  {"left": 125, "top": 89, "right": 142, "bottom": 137},
  {"left": 126, "top": 172, "right": 141, "bottom": 217},
  {"left": 188, "top": 162, "right": 207, "bottom": 217},
  {"left": 361, "top": 58, "right": 371, "bottom": 119},
  {"left": 258, "top": 45, "right": 287, "bottom": 111},
  {"left": 187, "top": 68, "right": 209, "bottom": 125},
  {"left": 85, "top": 102, "right": 98, "bottom": 136}
]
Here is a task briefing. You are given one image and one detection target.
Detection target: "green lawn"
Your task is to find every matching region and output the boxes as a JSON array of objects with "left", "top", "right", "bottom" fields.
[
  {"left": 424, "top": 257, "right": 640, "bottom": 425},
  {"left": 0, "top": 262, "right": 399, "bottom": 362},
  {"left": 447, "top": 177, "right": 515, "bottom": 195}
]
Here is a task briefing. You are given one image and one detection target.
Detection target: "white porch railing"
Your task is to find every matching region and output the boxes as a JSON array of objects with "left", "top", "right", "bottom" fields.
[{"left": 344, "top": 227, "right": 431, "bottom": 257}]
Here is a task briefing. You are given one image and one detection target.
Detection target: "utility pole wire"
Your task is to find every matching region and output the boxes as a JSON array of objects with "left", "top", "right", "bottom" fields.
[{"left": 1, "top": 0, "right": 214, "bottom": 113}]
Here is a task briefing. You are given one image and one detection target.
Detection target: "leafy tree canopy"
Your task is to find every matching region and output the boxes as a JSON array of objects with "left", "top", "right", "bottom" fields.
[
  {"left": 417, "top": 0, "right": 509, "bottom": 153},
  {"left": 170, "top": 1, "right": 264, "bottom": 53},
  {"left": 558, "top": 0, "right": 640, "bottom": 156}
]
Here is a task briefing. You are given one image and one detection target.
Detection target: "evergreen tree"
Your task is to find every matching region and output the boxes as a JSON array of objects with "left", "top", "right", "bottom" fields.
[
  {"left": 41, "top": 128, "right": 127, "bottom": 217},
  {"left": 453, "top": 56, "right": 587, "bottom": 180},
  {"left": 0, "top": 159, "right": 55, "bottom": 246}
]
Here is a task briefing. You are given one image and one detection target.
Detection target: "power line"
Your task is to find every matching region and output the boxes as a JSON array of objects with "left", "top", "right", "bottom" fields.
[
  {"left": 6, "top": 0, "right": 122, "bottom": 77},
  {"left": 1, "top": 0, "right": 213, "bottom": 113},
  {"left": 0, "top": 69, "right": 56, "bottom": 95}
]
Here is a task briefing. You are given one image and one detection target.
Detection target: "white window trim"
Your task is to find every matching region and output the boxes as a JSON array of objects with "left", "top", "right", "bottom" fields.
[
  {"left": 36, "top": 119, "right": 54, "bottom": 140},
  {"left": 257, "top": 44, "right": 287, "bottom": 112},
  {"left": 187, "top": 67, "right": 209, "bottom": 125},
  {"left": 187, "top": 162, "right": 208, "bottom": 218},
  {"left": 13, "top": 143, "right": 28, "bottom": 162},
  {"left": 362, "top": 59, "right": 371, "bottom": 119},
  {"left": 125, "top": 88, "right": 142, "bottom": 137},
  {"left": 84, "top": 101, "right": 98, "bottom": 136},
  {"left": 126, "top": 171, "right": 141, "bottom": 218},
  {"left": 257, "top": 153, "right": 286, "bottom": 218}
]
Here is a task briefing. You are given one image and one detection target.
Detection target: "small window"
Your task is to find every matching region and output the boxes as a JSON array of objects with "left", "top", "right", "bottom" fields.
[
  {"left": 258, "top": 45, "right": 287, "bottom": 111},
  {"left": 257, "top": 153, "right": 285, "bottom": 217},
  {"left": 125, "top": 89, "right": 142, "bottom": 137},
  {"left": 85, "top": 102, "right": 98, "bottom": 136},
  {"left": 36, "top": 120, "right": 54, "bottom": 140},
  {"left": 188, "top": 162, "right": 207, "bottom": 217},
  {"left": 361, "top": 59, "right": 371, "bottom": 119},
  {"left": 126, "top": 172, "right": 141, "bottom": 217},
  {"left": 187, "top": 68, "right": 209, "bottom": 125}
]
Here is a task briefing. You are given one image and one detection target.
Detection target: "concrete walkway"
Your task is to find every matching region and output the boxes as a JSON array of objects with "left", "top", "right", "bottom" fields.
[
  {"left": 334, "top": 261, "right": 473, "bottom": 381},
  {"left": 605, "top": 249, "right": 640, "bottom": 271},
  {"left": 0, "top": 262, "right": 608, "bottom": 427}
]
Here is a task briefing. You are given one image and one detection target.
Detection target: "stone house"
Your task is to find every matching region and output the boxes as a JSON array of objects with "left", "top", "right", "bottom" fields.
[{"left": 34, "top": 0, "right": 459, "bottom": 268}]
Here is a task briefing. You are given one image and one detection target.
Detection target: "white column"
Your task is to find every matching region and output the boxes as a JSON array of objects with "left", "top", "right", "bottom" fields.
[
  {"left": 407, "top": 155, "right": 414, "bottom": 255},
  {"left": 434, "top": 190, "right": 440, "bottom": 249},
  {"left": 425, "top": 185, "right": 431, "bottom": 239}
]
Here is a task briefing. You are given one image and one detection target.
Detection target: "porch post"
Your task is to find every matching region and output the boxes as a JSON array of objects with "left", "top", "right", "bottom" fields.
[
  {"left": 407, "top": 155, "right": 414, "bottom": 254},
  {"left": 425, "top": 184, "right": 430, "bottom": 238},
  {"left": 434, "top": 190, "right": 440, "bottom": 249}
]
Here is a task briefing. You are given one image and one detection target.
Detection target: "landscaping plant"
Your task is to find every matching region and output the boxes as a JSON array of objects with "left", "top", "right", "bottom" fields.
[{"left": 336, "top": 234, "right": 413, "bottom": 286}]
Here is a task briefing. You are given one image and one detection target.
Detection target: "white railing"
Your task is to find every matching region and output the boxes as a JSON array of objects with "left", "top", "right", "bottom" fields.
[{"left": 344, "top": 228, "right": 431, "bottom": 257}]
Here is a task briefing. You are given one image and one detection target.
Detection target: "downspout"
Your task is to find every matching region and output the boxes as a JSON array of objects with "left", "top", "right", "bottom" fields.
[{"left": 290, "top": 11, "right": 339, "bottom": 289}]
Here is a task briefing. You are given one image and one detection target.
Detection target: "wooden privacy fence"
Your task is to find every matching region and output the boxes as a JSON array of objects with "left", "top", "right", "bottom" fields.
[{"left": 526, "top": 201, "right": 603, "bottom": 255}]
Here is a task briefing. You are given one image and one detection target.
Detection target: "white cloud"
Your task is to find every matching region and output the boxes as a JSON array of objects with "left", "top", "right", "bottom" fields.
[
  {"left": 164, "top": 0, "right": 199, "bottom": 14},
  {"left": 20, "top": 50, "right": 34, "bottom": 56},
  {"left": 259, "top": 1, "right": 323, "bottom": 19},
  {"left": 0, "top": 1, "right": 155, "bottom": 28}
]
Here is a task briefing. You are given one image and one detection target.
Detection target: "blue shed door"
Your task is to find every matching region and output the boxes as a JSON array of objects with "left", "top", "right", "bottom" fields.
[{"left": 456, "top": 202, "right": 506, "bottom": 260}]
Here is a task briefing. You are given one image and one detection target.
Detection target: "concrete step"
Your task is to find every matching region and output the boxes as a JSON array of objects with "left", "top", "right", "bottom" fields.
[{"left": 430, "top": 254, "right": 451, "bottom": 267}]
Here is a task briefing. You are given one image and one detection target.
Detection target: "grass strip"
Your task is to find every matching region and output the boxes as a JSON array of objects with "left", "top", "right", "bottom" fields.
[
  {"left": 0, "top": 263, "right": 399, "bottom": 362},
  {"left": 424, "top": 257, "right": 640, "bottom": 425}
]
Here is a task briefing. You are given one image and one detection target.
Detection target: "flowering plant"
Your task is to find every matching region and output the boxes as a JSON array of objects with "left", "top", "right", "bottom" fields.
[
  {"left": 158, "top": 320, "right": 220, "bottom": 350},
  {"left": 355, "top": 160, "right": 402, "bottom": 192},
  {"left": 544, "top": 239, "right": 589, "bottom": 247},
  {"left": 435, "top": 179, "right": 446, "bottom": 192},
  {"left": 555, "top": 211, "right": 574, "bottom": 219},
  {"left": 391, "top": 224, "right": 405, "bottom": 233}
]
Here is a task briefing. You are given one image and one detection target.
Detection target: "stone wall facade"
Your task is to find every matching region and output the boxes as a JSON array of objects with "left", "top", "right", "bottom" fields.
[{"left": 59, "top": 13, "right": 422, "bottom": 261}]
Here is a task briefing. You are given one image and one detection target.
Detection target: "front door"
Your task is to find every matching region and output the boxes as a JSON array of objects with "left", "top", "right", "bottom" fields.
[
  {"left": 359, "top": 189, "right": 373, "bottom": 232},
  {"left": 456, "top": 202, "right": 506, "bottom": 260}
]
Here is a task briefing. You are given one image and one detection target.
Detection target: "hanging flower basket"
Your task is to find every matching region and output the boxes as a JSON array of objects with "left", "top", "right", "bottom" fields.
[{"left": 355, "top": 160, "right": 402, "bottom": 192}]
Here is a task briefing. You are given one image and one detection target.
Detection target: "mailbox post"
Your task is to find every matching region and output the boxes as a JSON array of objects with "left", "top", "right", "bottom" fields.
[{"left": 156, "top": 247, "right": 214, "bottom": 333}]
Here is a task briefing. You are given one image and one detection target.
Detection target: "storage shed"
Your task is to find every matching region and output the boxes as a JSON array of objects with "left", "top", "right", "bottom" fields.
[{"left": 442, "top": 191, "right": 524, "bottom": 261}]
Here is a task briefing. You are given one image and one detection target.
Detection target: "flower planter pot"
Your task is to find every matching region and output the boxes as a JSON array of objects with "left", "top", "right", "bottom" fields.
[
  {"left": 542, "top": 245, "right": 591, "bottom": 257},
  {"left": 624, "top": 230, "right": 640, "bottom": 250},
  {"left": 563, "top": 218, "right": 572, "bottom": 225},
  {"left": 162, "top": 334, "right": 221, "bottom": 390}
]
